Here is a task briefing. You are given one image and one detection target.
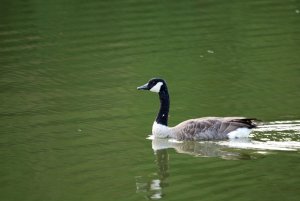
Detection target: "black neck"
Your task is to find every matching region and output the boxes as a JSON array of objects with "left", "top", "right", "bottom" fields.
[{"left": 156, "top": 88, "right": 170, "bottom": 126}]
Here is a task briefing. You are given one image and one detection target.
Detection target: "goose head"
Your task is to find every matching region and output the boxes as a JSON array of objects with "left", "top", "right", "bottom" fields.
[{"left": 137, "top": 78, "right": 167, "bottom": 93}]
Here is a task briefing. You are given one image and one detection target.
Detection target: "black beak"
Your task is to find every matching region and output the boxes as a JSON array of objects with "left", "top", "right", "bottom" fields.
[{"left": 137, "top": 83, "right": 149, "bottom": 90}]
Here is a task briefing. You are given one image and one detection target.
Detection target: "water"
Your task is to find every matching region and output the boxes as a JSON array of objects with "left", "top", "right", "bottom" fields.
[{"left": 1, "top": 0, "right": 300, "bottom": 200}]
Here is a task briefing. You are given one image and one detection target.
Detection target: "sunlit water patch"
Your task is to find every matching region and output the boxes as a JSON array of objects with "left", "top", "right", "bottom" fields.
[{"left": 253, "top": 120, "right": 300, "bottom": 141}]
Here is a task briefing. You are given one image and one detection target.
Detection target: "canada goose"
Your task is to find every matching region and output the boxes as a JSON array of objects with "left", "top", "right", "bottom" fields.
[{"left": 137, "top": 78, "right": 257, "bottom": 140}]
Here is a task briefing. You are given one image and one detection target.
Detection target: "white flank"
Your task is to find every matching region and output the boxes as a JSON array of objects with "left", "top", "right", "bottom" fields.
[
  {"left": 152, "top": 121, "right": 173, "bottom": 138},
  {"left": 150, "top": 82, "right": 163, "bottom": 93},
  {"left": 227, "top": 128, "right": 252, "bottom": 139}
]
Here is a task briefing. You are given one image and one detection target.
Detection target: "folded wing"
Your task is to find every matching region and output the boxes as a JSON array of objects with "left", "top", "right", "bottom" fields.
[{"left": 173, "top": 117, "right": 257, "bottom": 140}]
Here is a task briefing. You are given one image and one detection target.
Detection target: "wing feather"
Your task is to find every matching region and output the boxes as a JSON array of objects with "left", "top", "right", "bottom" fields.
[{"left": 172, "top": 117, "right": 257, "bottom": 140}]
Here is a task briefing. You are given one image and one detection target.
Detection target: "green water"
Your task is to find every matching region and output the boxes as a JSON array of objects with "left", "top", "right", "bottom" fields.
[{"left": 1, "top": 0, "right": 300, "bottom": 200}]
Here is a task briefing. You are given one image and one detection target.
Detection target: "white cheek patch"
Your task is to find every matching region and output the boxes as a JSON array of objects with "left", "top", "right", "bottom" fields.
[{"left": 150, "top": 82, "right": 163, "bottom": 93}]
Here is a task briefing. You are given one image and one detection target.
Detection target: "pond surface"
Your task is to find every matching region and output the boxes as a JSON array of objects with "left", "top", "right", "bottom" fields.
[{"left": 1, "top": 0, "right": 300, "bottom": 201}]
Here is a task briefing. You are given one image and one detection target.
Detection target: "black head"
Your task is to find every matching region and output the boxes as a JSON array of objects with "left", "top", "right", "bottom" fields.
[{"left": 137, "top": 78, "right": 167, "bottom": 93}]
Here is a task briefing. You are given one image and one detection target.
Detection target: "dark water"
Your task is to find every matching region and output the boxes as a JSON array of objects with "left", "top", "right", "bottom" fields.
[{"left": 1, "top": 0, "right": 300, "bottom": 200}]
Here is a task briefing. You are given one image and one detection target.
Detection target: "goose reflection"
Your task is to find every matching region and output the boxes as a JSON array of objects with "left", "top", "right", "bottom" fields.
[
  {"left": 135, "top": 149, "right": 169, "bottom": 200},
  {"left": 135, "top": 138, "right": 254, "bottom": 200},
  {"left": 151, "top": 137, "right": 257, "bottom": 160}
]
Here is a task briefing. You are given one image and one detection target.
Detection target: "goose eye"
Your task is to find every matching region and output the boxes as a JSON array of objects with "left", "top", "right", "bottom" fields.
[{"left": 149, "top": 81, "right": 155, "bottom": 86}]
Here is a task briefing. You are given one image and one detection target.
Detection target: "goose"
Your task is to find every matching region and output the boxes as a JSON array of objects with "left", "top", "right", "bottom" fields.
[{"left": 137, "top": 78, "right": 257, "bottom": 140}]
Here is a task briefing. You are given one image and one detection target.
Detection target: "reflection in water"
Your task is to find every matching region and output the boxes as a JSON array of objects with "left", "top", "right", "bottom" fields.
[
  {"left": 136, "top": 120, "right": 300, "bottom": 199},
  {"left": 151, "top": 138, "right": 264, "bottom": 160},
  {"left": 135, "top": 150, "right": 169, "bottom": 200}
]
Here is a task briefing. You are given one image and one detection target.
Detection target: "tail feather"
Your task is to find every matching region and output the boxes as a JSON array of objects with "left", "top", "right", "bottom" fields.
[{"left": 229, "top": 118, "right": 259, "bottom": 129}]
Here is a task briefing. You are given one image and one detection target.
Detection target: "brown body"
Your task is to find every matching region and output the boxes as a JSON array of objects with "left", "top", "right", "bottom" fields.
[{"left": 171, "top": 117, "right": 257, "bottom": 140}]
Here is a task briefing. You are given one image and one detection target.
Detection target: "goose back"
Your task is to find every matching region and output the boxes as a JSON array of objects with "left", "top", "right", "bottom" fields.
[{"left": 171, "top": 117, "right": 257, "bottom": 140}]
